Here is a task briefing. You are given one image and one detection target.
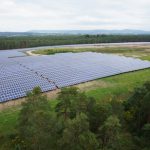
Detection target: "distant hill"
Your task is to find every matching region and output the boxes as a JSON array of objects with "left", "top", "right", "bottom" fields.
[
  {"left": 0, "top": 29, "right": 150, "bottom": 37},
  {"left": 0, "top": 32, "right": 39, "bottom": 37}
]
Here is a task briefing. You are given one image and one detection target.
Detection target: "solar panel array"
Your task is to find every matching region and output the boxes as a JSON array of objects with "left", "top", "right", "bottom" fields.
[
  {"left": 0, "top": 51, "right": 150, "bottom": 102},
  {"left": 15, "top": 52, "right": 150, "bottom": 88},
  {"left": 0, "top": 58, "right": 56, "bottom": 102},
  {"left": 0, "top": 50, "right": 26, "bottom": 58}
]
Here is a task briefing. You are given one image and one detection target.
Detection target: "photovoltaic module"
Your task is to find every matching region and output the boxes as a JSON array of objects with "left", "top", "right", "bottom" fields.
[{"left": 0, "top": 51, "right": 150, "bottom": 102}]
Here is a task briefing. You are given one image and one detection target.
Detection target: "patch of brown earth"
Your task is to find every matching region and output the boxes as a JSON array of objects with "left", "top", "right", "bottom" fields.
[
  {"left": 75, "top": 80, "right": 112, "bottom": 91},
  {"left": 0, "top": 89, "right": 60, "bottom": 111}
]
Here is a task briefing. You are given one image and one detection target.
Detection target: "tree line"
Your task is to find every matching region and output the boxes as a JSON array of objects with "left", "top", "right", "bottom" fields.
[
  {"left": 0, "top": 35, "right": 150, "bottom": 50},
  {"left": 2, "top": 81, "right": 150, "bottom": 150}
]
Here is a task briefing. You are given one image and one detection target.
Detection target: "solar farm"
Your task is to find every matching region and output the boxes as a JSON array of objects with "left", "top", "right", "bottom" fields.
[{"left": 0, "top": 50, "right": 150, "bottom": 103}]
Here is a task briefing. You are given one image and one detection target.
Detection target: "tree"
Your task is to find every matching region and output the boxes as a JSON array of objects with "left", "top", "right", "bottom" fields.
[
  {"left": 55, "top": 87, "right": 78, "bottom": 119},
  {"left": 71, "top": 92, "right": 89, "bottom": 116},
  {"left": 124, "top": 81, "right": 150, "bottom": 134},
  {"left": 124, "top": 81, "right": 150, "bottom": 149},
  {"left": 59, "top": 113, "right": 99, "bottom": 150},
  {"left": 55, "top": 87, "right": 92, "bottom": 119},
  {"left": 110, "top": 99, "right": 124, "bottom": 123},
  {"left": 17, "top": 87, "right": 60, "bottom": 150},
  {"left": 98, "top": 115, "right": 121, "bottom": 149},
  {"left": 140, "top": 123, "right": 150, "bottom": 148},
  {"left": 88, "top": 100, "right": 112, "bottom": 133}
]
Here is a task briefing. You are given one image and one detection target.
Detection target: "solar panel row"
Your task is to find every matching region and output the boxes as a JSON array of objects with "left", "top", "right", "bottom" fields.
[{"left": 0, "top": 51, "right": 150, "bottom": 103}]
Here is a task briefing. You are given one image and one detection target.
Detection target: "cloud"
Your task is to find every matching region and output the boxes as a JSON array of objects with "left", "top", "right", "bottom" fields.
[{"left": 0, "top": 0, "right": 149, "bottom": 31}]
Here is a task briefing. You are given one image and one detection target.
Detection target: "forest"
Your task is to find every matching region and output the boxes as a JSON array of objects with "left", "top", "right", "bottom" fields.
[
  {"left": 1, "top": 34, "right": 150, "bottom": 50},
  {"left": 1, "top": 81, "right": 150, "bottom": 150}
]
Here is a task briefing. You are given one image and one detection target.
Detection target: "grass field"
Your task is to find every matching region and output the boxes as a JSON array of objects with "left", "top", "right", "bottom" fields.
[
  {"left": 85, "top": 69, "right": 150, "bottom": 100},
  {"left": 0, "top": 46, "right": 150, "bottom": 148}
]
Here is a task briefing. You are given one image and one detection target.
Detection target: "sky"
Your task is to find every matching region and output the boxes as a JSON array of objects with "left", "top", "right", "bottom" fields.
[{"left": 0, "top": 0, "right": 150, "bottom": 31}]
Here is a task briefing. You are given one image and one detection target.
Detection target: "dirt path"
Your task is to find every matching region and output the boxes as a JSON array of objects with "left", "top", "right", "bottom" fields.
[{"left": 25, "top": 51, "right": 41, "bottom": 56}]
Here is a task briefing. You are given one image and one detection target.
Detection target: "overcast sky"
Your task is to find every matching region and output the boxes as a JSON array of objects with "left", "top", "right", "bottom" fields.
[{"left": 0, "top": 0, "right": 150, "bottom": 31}]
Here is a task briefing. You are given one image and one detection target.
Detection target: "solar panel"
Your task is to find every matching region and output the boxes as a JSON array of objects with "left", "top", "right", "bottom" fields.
[
  {"left": 0, "top": 50, "right": 26, "bottom": 59},
  {"left": 0, "top": 51, "right": 150, "bottom": 102}
]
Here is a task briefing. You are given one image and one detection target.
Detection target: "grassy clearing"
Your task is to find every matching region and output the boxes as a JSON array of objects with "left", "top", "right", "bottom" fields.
[
  {"left": 141, "top": 55, "right": 150, "bottom": 61},
  {"left": 33, "top": 46, "right": 150, "bottom": 60},
  {"left": 0, "top": 107, "right": 19, "bottom": 135},
  {"left": 86, "top": 69, "right": 150, "bottom": 100},
  {"left": 33, "top": 47, "right": 139, "bottom": 55}
]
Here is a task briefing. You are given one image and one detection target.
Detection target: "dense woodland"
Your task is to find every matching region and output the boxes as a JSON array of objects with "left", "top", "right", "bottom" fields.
[
  {"left": 1, "top": 81, "right": 150, "bottom": 150},
  {"left": 0, "top": 35, "right": 150, "bottom": 50}
]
